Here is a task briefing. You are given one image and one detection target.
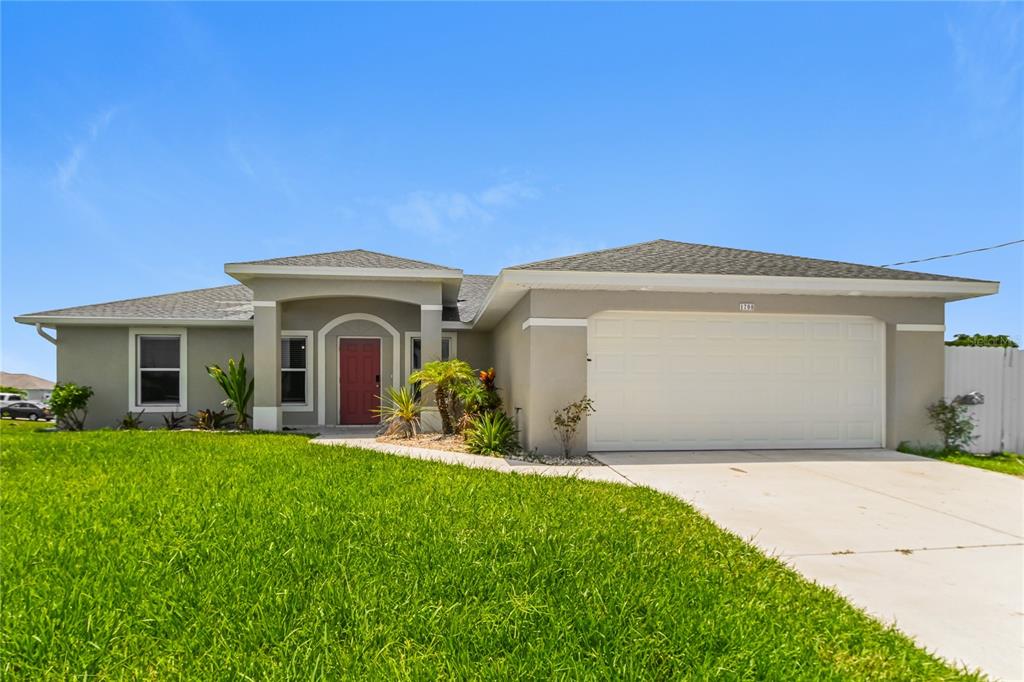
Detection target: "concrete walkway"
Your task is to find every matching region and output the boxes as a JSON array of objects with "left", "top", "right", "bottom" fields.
[
  {"left": 593, "top": 449, "right": 1024, "bottom": 681},
  {"left": 310, "top": 434, "right": 630, "bottom": 484},
  {"left": 310, "top": 436, "right": 1022, "bottom": 679}
]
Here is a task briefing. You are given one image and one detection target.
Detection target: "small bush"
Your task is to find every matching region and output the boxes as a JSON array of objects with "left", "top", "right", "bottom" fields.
[
  {"left": 373, "top": 386, "right": 423, "bottom": 438},
  {"left": 455, "top": 367, "right": 503, "bottom": 433},
  {"left": 49, "top": 383, "right": 94, "bottom": 431},
  {"left": 0, "top": 385, "right": 28, "bottom": 398},
  {"left": 118, "top": 411, "right": 145, "bottom": 430},
  {"left": 464, "top": 411, "right": 519, "bottom": 456},
  {"left": 552, "top": 396, "right": 596, "bottom": 457},
  {"left": 926, "top": 399, "right": 976, "bottom": 452},
  {"left": 162, "top": 412, "right": 188, "bottom": 430},
  {"left": 192, "top": 409, "right": 231, "bottom": 431}
]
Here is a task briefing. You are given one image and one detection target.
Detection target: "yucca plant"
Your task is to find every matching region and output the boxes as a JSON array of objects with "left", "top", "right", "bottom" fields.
[
  {"left": 372, "top": 386, "right": 423, "bottom": 438},
  {"left": 409, "top": 359, "right": 475, "bottom": 434},
  {"left": 464, "top": 411, "right": 519, "bottom": 457},
  {"left": 206, "top": 355, "right": 254, "bottom": 430}
]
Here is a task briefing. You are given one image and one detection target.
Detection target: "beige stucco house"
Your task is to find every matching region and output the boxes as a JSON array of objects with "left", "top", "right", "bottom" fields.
[{"left": 15, "top": 240, "right": 998, "bottom": 454}]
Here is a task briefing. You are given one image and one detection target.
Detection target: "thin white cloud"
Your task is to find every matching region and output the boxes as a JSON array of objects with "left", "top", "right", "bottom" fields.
[
  {"left": 387, "top": 181, "right": 540, "bottom": 235},
  {"left": 947, "top": 4, "right": 1023, "bottom": 135},
  {"left": 477, "top": 181, "right": 541, "bottom": 207},
  {"left": 56, "top": 108, "right": 117, "bottom": 190}
]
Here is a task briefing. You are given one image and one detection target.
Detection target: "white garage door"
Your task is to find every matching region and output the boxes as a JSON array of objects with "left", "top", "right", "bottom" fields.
[{"left": 587, "top": 312, "right": 885, "bottom": 451}]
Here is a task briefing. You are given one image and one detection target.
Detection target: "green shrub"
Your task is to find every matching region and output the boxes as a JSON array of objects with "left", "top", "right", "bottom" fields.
[
  {"left": 552, "top": 396, "right": 596, "bottom": 457},
  {"left": 118, "top": 411, "right": 145, "bottom": 430},
  {"left": 455, "top": 367, "right": 503, "bottom": 433},
  {"left": 945, "top": 333, "right": 1018, "bottom": 348},
  {"left": 206, "top": 356, "right": 254, "bottom": 430},
  {"left": 49, "top": 383, "right": 94, "bottom": 431},
  {"left": 464, "top": 411, "right": 519, "bottom": 456},
  {"left": 926, "top": 399, "right": 976, "bottom": 452},
  {"left": 373, "top": 386, "right": 423, "bottom": 438}
]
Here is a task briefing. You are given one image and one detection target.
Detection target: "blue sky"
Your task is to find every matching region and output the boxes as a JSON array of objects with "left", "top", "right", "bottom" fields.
[{"left": 3, "top": 2, "right": 1021, "bottom": 380}]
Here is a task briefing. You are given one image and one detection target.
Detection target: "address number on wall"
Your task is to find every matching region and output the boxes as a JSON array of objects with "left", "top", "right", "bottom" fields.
[{"left": 739, "top": 302, "right": 756, "bottom": 312}]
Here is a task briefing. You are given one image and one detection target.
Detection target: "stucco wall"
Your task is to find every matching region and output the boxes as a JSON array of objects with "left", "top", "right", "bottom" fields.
[
  {"left": 55, "top": 325, "right": 253, "bottom": 429},
  {"left": 504, "top": 290, "right": 946, "bottom": 454},
  {"left": 491, "top": 295, "right": 532, "bottom": 446},
  {"left": 453, "top": 330, "right": 493, "bottom": 373}
]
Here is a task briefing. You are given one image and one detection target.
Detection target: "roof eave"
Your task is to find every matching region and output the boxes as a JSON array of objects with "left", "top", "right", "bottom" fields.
[
  {"left": 14, "top": 316, "right": 254, "bottom": 328},
  {"left": 465, "top": 269, "right": 999, "bottom": 330}
]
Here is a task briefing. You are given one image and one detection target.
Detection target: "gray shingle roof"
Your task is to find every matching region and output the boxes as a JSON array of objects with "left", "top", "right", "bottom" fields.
[
  {"left": 20, "top": 285, "right": 255, "bottom": 321},
  {"left": 0, "top": 372, "right": 54, "bottom": 390},
  {"left": 229, "top": 248, "right": 456, "bottom": 270},
  {"left": 510, "top": 239, "right": 985, "bottom": 282},
  {"left": 444, "top": 275, "right": 496, "bottom": 322},
  {"left": 20, "top": 278, "right": 494, "bottom": 324}
]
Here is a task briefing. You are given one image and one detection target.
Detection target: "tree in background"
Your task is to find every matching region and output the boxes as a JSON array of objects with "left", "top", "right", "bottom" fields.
[{"left": 945, "top": 334, "right": 1018, "bottom": 348}]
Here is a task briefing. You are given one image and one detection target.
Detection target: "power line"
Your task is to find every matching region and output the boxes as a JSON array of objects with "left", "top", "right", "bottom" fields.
[{"left": 879, "top": 239, "right": 1024, "bottom": 268}]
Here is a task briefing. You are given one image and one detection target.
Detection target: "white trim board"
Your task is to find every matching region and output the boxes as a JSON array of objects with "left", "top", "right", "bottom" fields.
[
  {"left": 420, "top": 304, "right": 443, "bottom": 311},
  {"left": 522, "top": 318, "right": 588, "bottom": 331},
  {"left": 896, "top": 324, "right": 945, "bottom": 332},
  {"left": 127, "top": 327, "right": 188, "bottom": 413},
  {"left": 316, "top": 313, "right": 400, "bottom": 425}
]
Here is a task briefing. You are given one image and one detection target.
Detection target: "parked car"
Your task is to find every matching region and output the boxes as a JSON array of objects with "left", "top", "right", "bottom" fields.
[
  {"left": 0, "top": 401, "right": 52, "bottom": 421},
  {"left": 0, "top": 392, "right": 27, "bottom": 408}
]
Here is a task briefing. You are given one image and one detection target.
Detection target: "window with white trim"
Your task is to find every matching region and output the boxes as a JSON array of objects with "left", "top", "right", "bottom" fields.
[
  {"left": 137, "top": 335, "right": 182, "bottom": 405},
  {"left": 410, "top": 336, "right": 453, "bottom": 373},
  {"left": 281, "top": 336, "right": 308, "bottom": 404}
]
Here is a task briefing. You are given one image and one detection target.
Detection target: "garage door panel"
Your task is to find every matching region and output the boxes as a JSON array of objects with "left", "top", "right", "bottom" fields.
[{"left": 588, "top": 312, "right": 885, "bottom": 451}]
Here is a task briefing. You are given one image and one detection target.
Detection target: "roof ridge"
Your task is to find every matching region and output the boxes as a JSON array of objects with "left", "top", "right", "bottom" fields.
[{"left": 230, "top": 247, "right": 456, "bottom": 270}]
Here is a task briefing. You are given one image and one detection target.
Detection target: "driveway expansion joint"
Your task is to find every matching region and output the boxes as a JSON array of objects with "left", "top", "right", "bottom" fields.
[{"left": 781, "top": 542, "right": 1024, "bottom": 559}]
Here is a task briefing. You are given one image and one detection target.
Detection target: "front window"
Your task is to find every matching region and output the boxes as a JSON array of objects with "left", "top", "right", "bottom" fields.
[
  {"left": 281, "top": 336, "right": 307, "bottom": 404},
  {"left": 137, "top": 335, "right": 181, "bottom": 404},
  {"left": 410, "top": 337, "right": 452, "bottom": 373}
]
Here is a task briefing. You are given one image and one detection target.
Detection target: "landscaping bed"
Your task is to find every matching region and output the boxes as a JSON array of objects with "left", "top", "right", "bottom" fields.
[{"left": 0, "top": 427, "right": 978, "bottom": 679}]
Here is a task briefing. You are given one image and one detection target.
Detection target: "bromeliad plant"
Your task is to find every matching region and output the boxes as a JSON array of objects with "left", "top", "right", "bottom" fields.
[
  {"left": 206, "top": 355, "right": 254, "bottom": 430},
  {"left": 373, "top": 386, "right": 423, "bottom": 438},
  {"left": 192, "top": 409, "right": 232, "bottom": 431},
  {"left": 409, "top": 359, "right": 475, "bottom": 435},
  {"left": 118, "top": 410, "right": 145, "bottom": 430},
  {"left": 464, "top": 411, "right": 519, "bottom": 456}
]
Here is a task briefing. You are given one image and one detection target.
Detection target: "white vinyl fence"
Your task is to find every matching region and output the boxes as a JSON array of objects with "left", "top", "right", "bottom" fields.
[{"left": 944, "top": 347, "right": 1023, "bottom": 453}]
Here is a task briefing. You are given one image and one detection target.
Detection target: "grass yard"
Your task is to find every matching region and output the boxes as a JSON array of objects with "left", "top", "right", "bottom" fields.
[
  {"left": 898, "top": 442, "right": 1024, "bottom": 477},
  {"left": 1, "top": 426, "right": 977, "bottom": 680}
]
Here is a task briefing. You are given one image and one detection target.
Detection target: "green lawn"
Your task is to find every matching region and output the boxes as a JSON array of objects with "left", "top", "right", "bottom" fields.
[
  {"left": 898, "top": 443, "right": 1024, "bottom": 477},
  {"left": 1, "top": 427, "right": 977, "bottom": 679}
]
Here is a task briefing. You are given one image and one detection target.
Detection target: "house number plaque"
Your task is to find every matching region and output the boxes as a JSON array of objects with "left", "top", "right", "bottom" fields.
[{"left": 739, "top": 302, "right": 755, "bottom": 312}]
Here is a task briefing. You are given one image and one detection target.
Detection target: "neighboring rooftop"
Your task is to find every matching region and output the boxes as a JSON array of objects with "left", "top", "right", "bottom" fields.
[
  {"left": 227, "top": 248, "right": 457, "bottom": 271},
  {"left": 0, "top": 372, "right": 54, "bottom": 390},
  {"left": 510, "top": 239, "right": 986, "bottom": 283}
]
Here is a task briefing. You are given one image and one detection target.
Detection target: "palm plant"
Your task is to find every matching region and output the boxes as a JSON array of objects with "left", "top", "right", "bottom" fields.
[
  {"left": 373, "top": 386, "right": 423, "bottom": 438},
  {"left": 206, "top": 355, "right": 254, "bottom": 430},
  {"left": 409, "top": 359, "right": 474, "bottom": 434}
]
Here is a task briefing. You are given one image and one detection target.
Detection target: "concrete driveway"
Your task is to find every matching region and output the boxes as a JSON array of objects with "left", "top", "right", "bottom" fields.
[{"left": 592, "top": 449, "right": 1024, "bottom": 680}]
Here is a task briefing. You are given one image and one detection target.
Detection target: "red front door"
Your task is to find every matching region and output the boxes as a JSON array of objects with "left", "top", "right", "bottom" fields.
[{"left": 339, "top": 338, "right": 381, "bottom": 425}]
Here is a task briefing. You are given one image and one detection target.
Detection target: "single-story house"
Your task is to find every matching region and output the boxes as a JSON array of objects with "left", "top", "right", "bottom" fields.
[
  {"left": 0, "top": 371, "right": 55, "bottom": 403},
  {"left": 14, "top": 239, "right": 998, "bottom": 454}
]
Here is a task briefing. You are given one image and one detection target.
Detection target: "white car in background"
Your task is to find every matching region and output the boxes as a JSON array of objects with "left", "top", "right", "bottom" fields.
[{"left": 0, "top": 393, "right": 28, "bottom": 408}]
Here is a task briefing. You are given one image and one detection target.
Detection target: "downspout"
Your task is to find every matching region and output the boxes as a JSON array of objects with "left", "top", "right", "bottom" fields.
[{"left": 35, "top": 323, "right": 57, "bottom": 345}]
